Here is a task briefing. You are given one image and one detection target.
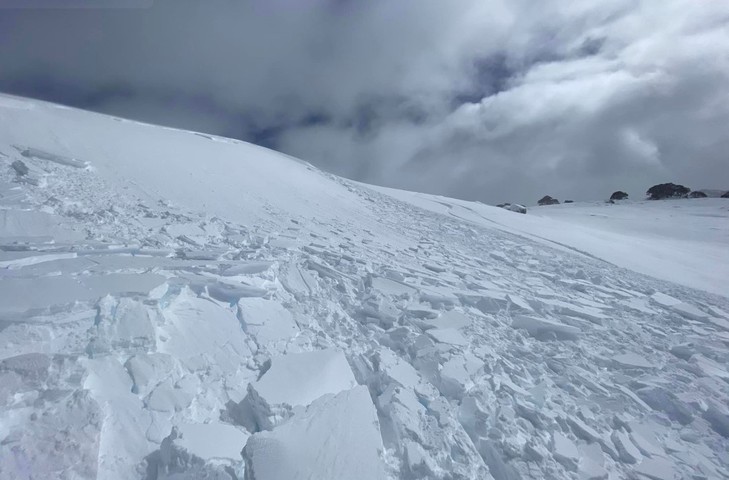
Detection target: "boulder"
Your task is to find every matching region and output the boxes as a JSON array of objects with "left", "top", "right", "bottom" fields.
[
  {"left": 609, "top": 191, "right": 628, "bottom": 201},
  {"left": 537, "top": 195, "right": 559, "bottom": 206}
]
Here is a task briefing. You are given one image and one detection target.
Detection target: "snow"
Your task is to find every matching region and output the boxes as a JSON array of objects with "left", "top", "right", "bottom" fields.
[
  {"left": 612, "top": 353, "right": 656, "bottom": 370},
  {"left": 552, "top": 431, "right": 579, "bottom": 470},
  {"left": 172, "top": 422, "right": 249, "bottom": 463},
  {"left": 633, "top": 457, "right": 677, "bottom": 480},
  {"left": 243, "top": 386, "right": 387, "bottom": 480},
  {"left": 241, "top": 349, "right": 357, "bottom": 429},
  {"left": 1, "top": 94, "right": 728, "bottom": 480},
  {"left": 511, "top": 314, "right": 581, "bottom": 339},
  {"left": 366, "top": 185, "right": 729, "bottom": 298}
]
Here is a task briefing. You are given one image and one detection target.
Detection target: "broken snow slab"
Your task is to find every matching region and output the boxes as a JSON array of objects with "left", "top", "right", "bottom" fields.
[
  {"left": 552, "top": 431, "right": 579, "bottom": 471},
  {"left": 578, "top": 442, "right": 608, "bottom": 480},
  {"left": 158, "top": 289, "right": 253, "bottom": 371},
  {"left": 649, "top": 292, "right": 709, "bottom": 320},
  {"left": 668, "top": 302, "right": 709, "bottom": 321},
  {"left": 147, "top": 423, "right": 248, "bottom": 479},
  {"left": 417, "top": 309, "right": 472, "bottom": 330},
  {"left": 650, "top": 292, "right": 682, "bottom": 308},
  {"left": 236, "top": 298, "right": 299, "bottom": 346},
  {"left": 243, "top": 385, "right": 387, "bottom": 480},
  {"left": 419, "top": 287, "right": 459, "bottom": 309},
  {"left": 536, "top": 298, "right": 608, "bottom": 325},
  {"left": 0, "top": 273, "right": 166, "bottom": 317},
  {"left": 170, "top": 422, "right": 249, "bottom": 464},
  {"left": 376, "top": 348, "right": 422, "bottom": 388},
  {"left": 511, "top": 315, "right": 581, "bottom": 340},
  {"left": 691, "top": 354, "right": 729, "bottom": 380},
  {"left": 220, "top": 261, "right": 273, "bottom": 276},
  {"left": 612, "top": 353, "right": 656, "bottom": 370},
  {"left": 20, "top": 146, "right": 89, "bottom": 168},
  {"left": 633, "top": 456, "right": 677, "bottom": 480},
  {"left": 242, "top": 349, "right": 357, "bottom": 430},
  {"left": 369, "top": 275, "right": 418, "bottom": 297},
  {"left": 0, "top": 209, "right": 84, "bottom": 243},
  {"left": 405, "top": 304, "right": 439, "bottom": 319},
  {"left": 426, "top": 328, "right": 469, "bottom": 347}
]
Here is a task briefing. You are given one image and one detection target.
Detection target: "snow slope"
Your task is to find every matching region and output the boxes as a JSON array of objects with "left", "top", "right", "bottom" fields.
[
  {"left": 366, "top": 186, "right": 729, "bottom": 298},
  {"left": 1, "top": 93, "right": 729, "bottom": 480}
]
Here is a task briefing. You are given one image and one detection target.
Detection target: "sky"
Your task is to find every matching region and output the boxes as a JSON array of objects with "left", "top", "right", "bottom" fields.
[{"left": 1, "top": 0, "right": 728, "bottom": 205}]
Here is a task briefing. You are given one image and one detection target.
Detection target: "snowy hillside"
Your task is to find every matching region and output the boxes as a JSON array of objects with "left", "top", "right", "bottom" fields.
[{"left": 1, "top": 93, "right": 728, "bottom": 480}]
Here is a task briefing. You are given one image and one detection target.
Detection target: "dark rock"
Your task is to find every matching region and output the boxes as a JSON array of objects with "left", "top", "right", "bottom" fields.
[
  {"left": 537, "top": 195, "right": 560, "bottom": 206},
  {"left": 610, "top": 191, "right": 628, "bottom": 201},
  {"left": 11, "top": 159, "right": 29, "bottom": 176},
  {"left": 688, "top": 191, "right": 707, "bottom": 198},
  {"left": 722, "top": 191, "right": 729, "bottom": 198},
  {"left": 563, "top": 200, "right": 574, "bottom": 204}
]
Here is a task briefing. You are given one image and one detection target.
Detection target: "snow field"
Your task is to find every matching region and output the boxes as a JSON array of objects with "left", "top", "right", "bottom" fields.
[{"left": 0, "top": 94, "right": 728, "bottom": 480}]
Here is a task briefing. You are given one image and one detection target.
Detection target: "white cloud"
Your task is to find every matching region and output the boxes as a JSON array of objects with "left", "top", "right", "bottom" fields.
[{"left": 1, "top": 0, "right": 727, "bottom": 203}]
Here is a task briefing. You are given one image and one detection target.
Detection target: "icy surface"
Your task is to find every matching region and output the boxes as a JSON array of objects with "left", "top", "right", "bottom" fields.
[{"left": 1, "top": 94, "right": 728, "bottom": 479}]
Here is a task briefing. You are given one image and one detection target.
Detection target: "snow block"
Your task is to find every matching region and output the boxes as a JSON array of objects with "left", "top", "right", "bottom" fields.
[
  {"left": 703, "top": 402, "right": 729, "bottom": 438},
  {"left": 633, "top": 457, "right": 677, "bottom": 480},
  {"left": 91, "top": 296, "right": 156, "bottom": 354},
  {"left": 552, "top": 431, "right": 579, "bottom": 471},
  {"left": 242, "top": 349, "right": 357, "bottom": 430},
  {"left": 611, "top": 430, "right": 641, "bottom": 464},
  {"left": 612, "top": 353, "right": 655, "bottom": 370},
  {"left": 236, "top": 298, "right": 299, "bottom": 346},
  {"left": 243, "top": 385, "right": 387, "bottom": 480},
  {"left": 417, "top": 309, "right": 471, "bottom": 330},
  {"left": 511, "top": 315, "right": 581, "bottom": 340},
  {"left": 149, "top": 423, "right": 248, "bottom": 479}
]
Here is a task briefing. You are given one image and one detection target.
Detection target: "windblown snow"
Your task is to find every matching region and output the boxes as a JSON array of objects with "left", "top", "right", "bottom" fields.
[{"left": 1, "top": 93, "right": 728, "bottom": 480}]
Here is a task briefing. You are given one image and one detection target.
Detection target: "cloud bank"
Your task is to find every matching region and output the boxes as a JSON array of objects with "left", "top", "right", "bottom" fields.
[{"left": 1, "top": 0, "right": 728, "bottom": 204}]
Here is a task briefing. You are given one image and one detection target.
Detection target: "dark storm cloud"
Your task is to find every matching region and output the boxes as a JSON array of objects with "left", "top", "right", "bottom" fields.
[{"left": 1, "top": 0, "right": 728, "bottom": 204}]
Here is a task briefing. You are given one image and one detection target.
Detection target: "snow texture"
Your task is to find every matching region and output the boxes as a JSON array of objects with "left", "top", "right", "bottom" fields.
[{"left": 1, "top": 93, "right": 728, "bottom": 480}]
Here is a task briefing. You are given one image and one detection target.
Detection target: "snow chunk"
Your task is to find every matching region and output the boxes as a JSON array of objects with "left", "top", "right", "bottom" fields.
[
  {"left": 377, "top": 348, "right": 422, "bottom": 388},
  {"left": 612, "top": 430, "right": 642, "bottom": 463},
  {"left": 634, "top": 457, "right": 677, "bottom": 480},
  {"left": 418, "top": 309, "right": 471, "bottom": 330},
  {"left": 629, "top": 430, "right": 664, "bottom": 458},
  {"left": 567, "top": 416, "right": 600, "bottom": 442},
  {"left": 159, "top": 290, "right": 252, "bottom": 371},
  {"left": 703, "top": 402, "right": 729, "bottom": 438},
  {"left": 578, "top": 443, "right": 608, "bottom": 480},
  {"left": 243, "top": 386, "right": 386, "bottom": 480},
  {"left": 147, "top": 378, "right": 194, "bottom": 412},
  {"left": 124, "top": 353, "right": 176, "bottom": 396},
  {"left": 370, "top": 275, "right": 417, "bottom": 297},
  {"left": 237, "top": 298, "right": 299, "bottom": 346},
  {"left": 650, "top": 292, "right": 682, "bottom": 308},
  {"left": 426, "top": 328, "right": 469, "bottom": 346},
  {"left": 691, "top": 354, "right": 729, "bottom": 380},
  {"left": 21, "top": 146, "right": 88, "bottom": 168},
  {"left": 511, "top": 315, "right": 580, "bottom": 340},
  {"left": 243, "top": 349, "right": 357, "bottom": 430},
  {"left": 221, "top": 261, "right": 273, "bottom": 276},
  {"left": 552, "top": 431, "right": 579, "bottom": 470},
  {"left": 173, "top": 423, "right": 249, "bottom": 463},
  {"left": 670, "top": 302, "right": 709, "bottom": 321},
  {"left": 612, "top": 353, "right": 655, "bottom": 370}
]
